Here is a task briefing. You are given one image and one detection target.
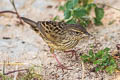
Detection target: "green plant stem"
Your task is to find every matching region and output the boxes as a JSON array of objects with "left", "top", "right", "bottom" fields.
[{"left": 97, "top": 3, "right": 120, "bottom": 11}]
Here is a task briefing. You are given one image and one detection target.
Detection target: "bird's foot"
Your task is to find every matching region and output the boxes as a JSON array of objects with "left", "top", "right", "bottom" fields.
[
  {"left": 52, "top": 53, "right": 72, "bottom": 71},
  {"left": 55, "top": 64, "right": 72, "bottom": 72},
  {"left": 64, "top": 50, "right": 78, "bottom": 60}
]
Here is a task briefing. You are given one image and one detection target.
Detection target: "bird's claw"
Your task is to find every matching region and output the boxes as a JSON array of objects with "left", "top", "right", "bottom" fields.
[{"left": 55, "top": 64, "right": 73, "bottom": 72}]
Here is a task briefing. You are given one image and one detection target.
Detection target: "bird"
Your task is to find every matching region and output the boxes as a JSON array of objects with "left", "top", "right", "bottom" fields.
[{"left": 20, "top": 17, "right": 91, "bottom": 70}]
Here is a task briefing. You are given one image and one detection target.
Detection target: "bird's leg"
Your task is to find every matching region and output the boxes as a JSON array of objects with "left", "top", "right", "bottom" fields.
[
  {"left": 52, "top": 53, "right": 68, "bottom": 71},
  {"left": 50, "top": 48, "right": 72, "bottom": 71},
  {"left": 64, "top": 50, "right": 78, "bottom": 60}
]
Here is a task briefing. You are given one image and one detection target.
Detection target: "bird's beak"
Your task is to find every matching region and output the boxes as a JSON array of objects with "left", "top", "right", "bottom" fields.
[{"left": 85, "top": 32, "right": 92, "bottom": 36}]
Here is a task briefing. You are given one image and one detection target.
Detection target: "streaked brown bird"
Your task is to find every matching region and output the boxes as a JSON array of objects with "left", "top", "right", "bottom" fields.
[{"left": 21, "top": 17, "right": 90, "bottom": 70}]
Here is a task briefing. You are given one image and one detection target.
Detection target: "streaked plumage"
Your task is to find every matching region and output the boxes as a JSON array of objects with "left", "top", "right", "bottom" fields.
[{"left": 21, "top": 17, "right": 90, "bottom": 54}]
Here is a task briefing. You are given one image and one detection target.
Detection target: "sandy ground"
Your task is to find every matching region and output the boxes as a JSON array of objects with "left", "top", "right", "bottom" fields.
[{"left": 0, "top": 0, "right": 120, "bottom": 80}]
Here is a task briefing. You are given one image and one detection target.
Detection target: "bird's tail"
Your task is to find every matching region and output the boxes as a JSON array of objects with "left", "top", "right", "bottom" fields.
[
  {"left": 21, "top": 17, "right": 41, "bottom": 34},
  {"left": 21, "top": 17, "right": 37, "bottom": 27}
]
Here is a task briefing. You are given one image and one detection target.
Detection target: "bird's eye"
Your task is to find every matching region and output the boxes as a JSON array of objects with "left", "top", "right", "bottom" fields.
[{"left": 76, "top": 32, "right": 79, "bottom": 34}]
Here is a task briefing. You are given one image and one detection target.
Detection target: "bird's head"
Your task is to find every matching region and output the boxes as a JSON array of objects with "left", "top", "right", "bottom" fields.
[{"left": 66, "top": 24, "right": 91, "bottom": 37}]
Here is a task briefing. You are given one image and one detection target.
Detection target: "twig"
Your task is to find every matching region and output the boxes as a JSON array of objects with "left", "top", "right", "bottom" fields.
[
  {"left": 81, "top": 60, "right": 85, "bottom": 80},
  {"left": 4, "top": 69, "right": 28, "bottom": 75},
  {"left": 0, "top": 10, "right": 16, "bottom": 14},
  {"left": 13, "top": 65, "right": 18, "bottom": 80},
  {"left": 3, "top": 61, "right": 6, "bottom": 75},
  {"left": 9, "top": 0, "right": 23, "bottom": 24}
]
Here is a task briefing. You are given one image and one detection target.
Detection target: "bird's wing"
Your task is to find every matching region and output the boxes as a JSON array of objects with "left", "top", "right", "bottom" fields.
[
  {"left": 37, "top": 21, "right": 66, "bottom": 43},
  {"left": 21, "top": 17, "right": 66, "bottom": 44}
]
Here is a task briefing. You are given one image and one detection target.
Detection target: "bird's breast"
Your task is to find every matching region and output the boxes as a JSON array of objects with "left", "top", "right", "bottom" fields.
[{"left": 45, "top": 35, "right": 79, "bottom": 51}]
